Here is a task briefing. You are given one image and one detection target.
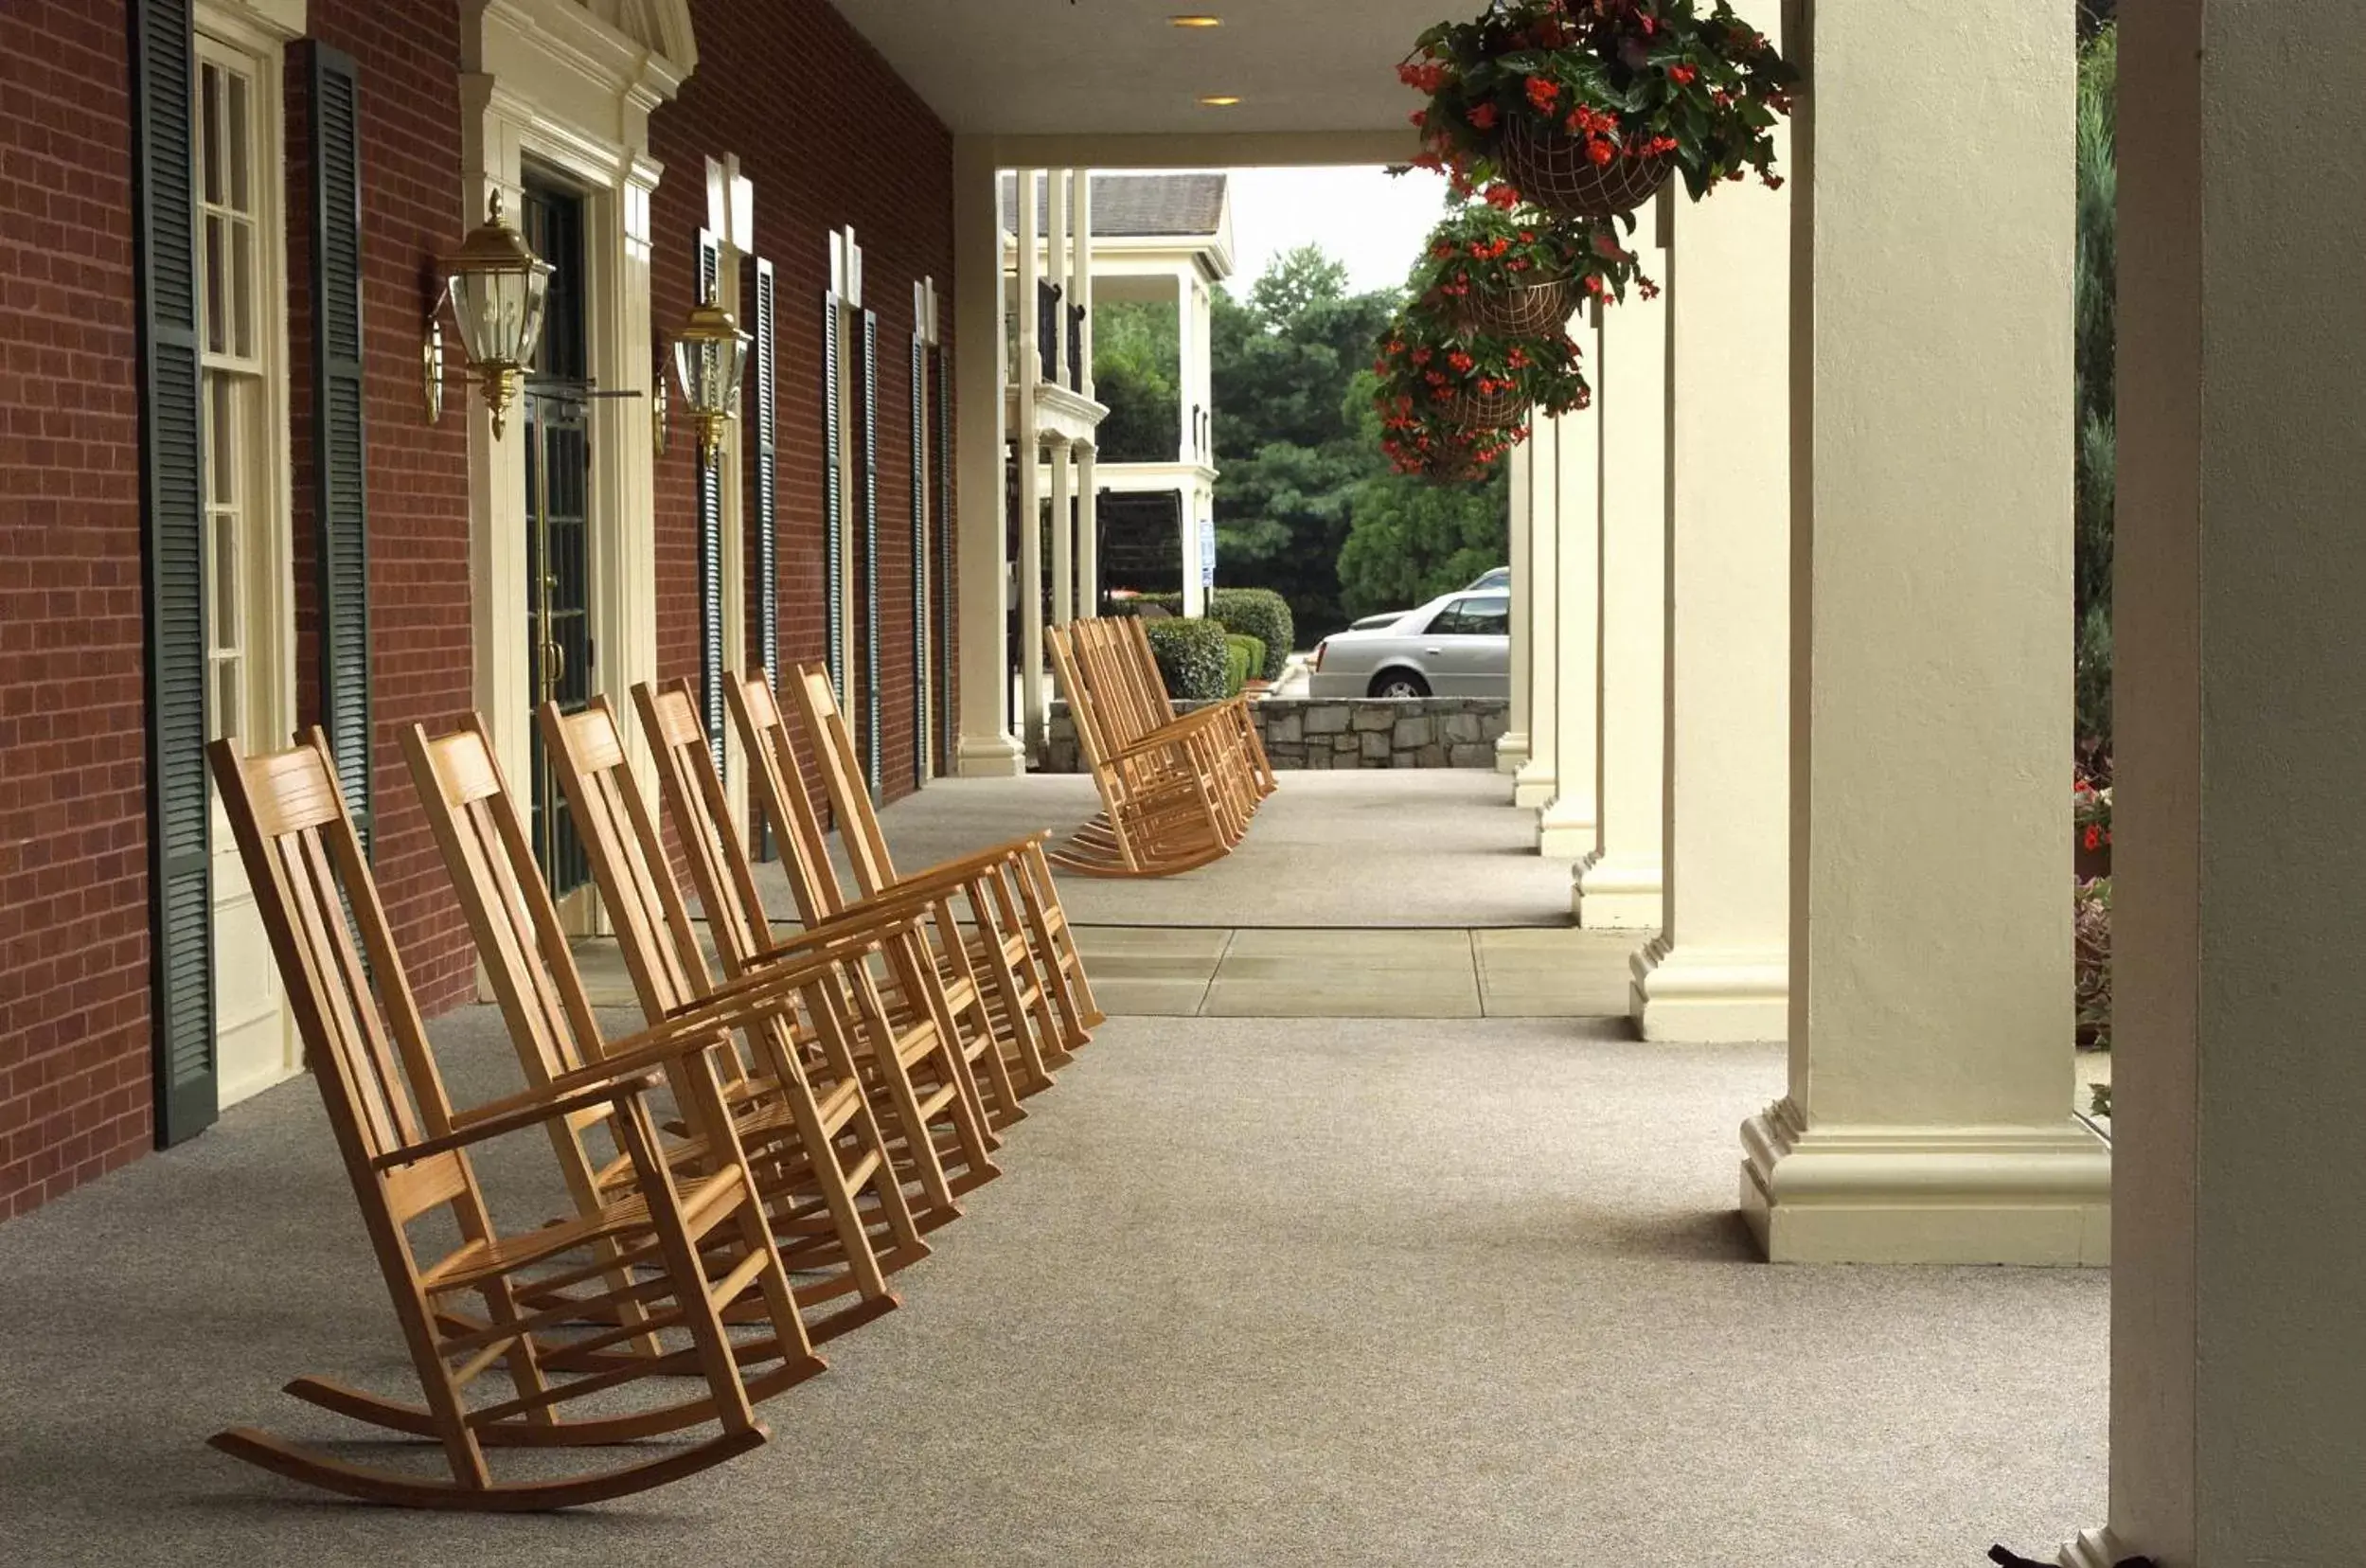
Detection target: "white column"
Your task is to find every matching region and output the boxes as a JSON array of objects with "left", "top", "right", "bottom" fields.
[
  {"left": 2070, "top": 7, "right": 2366, "bottom": 1562},
  {"left": 1176, "top": 269, "right": 1198, "bottom": 464},
  {"left": 1075, "top": 173, "right": 1098, "bottom": 619},
  {"left": 1537, "top": 357, "right": 1600, "bottom": 858},
  {"left": 1049, "top": 444, "right": 1074, "bottom": 626},
  {"left": 1046, "top": 169, "right": 1071, "bottom": 386},
  {"left": 1510, "top": 423, "right": 1558, "bottom": 810},
  {"left": 1740, "top": 0, "right": 2104, "bottom": 1266},
  {"left": 1630, "top": 50, "right": 1789, "bottom": 1043},
  {"left": 1014, "top": 169, "right": 1047, "bottom": 759},
  {"left": 1574, "top": 206, "right": 1667, "bottom": 929},
  {"left": 952, "top": 141, "right": 1022, "bottom": 775},
  {"left": 1496, "top": 442, "right": 1531, "bottom": 775}
]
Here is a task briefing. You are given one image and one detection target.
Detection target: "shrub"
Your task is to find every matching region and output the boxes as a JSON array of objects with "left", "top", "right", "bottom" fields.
[
  {"left": 2075, "top": 876, "right": 2111, "bottom": 1052},
  {"left": 1223, "top": 633, "right": 1264, "bottom": 697},
  {"left": 1117, "top": 590, "right": 1293, "bottom": 682},
  {"left": 1209, "top": 588, "right": 1293, "bottom": 680},
  {"left": 1142, "top": 616, "right": 1231, "bottom": 701}
]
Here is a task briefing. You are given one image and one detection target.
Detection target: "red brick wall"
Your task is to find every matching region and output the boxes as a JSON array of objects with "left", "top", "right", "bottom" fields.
[
  {"left": 284, "top": 8, "right": 477, "bottom": 1018},
  {"left": 0, "top": 0, "right": 152, "bottom": 1218},
  {"left": 649, "top": 0, "right": 956, "bottom": 809}
]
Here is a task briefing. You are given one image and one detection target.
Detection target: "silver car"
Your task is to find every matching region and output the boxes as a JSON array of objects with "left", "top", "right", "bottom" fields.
[{"left": 1308, "top": 588, "right": 1510, "bottom": 699}]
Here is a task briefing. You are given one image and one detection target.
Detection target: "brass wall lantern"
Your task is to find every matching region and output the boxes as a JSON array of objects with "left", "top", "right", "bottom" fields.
[
  {"left": 428, "top": 190, "right": 553, "bottom": 438},
  {"left": 669, "top": 282, "right": 751, "bottom": 466}
]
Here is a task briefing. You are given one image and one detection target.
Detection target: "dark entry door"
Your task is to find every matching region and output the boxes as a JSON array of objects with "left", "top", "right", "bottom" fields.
[{"left": 522, "top": 178, "right": 592, "bottom": 898}]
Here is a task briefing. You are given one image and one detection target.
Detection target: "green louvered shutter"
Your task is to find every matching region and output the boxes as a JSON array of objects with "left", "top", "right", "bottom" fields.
[
  {"left": 749, "top": 256, "right": 777, "bottom": 857},
  {"left": 934, "top": 348, "right": 955, "bottom": 776},
  {"left": 821, "top": 293, "right": 845, "bottom": 702},
  {"left": 859, "top": 310, "right": 881, "bottom": 798},
  {"left": 696, "top": 231, "right": 724, "bottom": 769},
  {"left": 131, "top": 0, "right": 215, "bottom": 1146},
  {"left": 309, "top": 46, "right": 370, "bottom": 851},
  {"left": 909, "top": 332, "right": 928, "bottom": 791}
]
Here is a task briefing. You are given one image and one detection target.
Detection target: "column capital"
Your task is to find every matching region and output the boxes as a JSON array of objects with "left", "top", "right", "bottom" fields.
[{"left": 1740, "top": 1096, "right": 2110, "bottom": 1265}]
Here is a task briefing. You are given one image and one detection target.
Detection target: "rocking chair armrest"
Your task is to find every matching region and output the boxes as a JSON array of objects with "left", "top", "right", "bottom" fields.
[
  {"left": 875, "top": 835, "right": 1053, "bottom": 896},
  {"left": 1107, "top": 727, "right": 1202, "bottom": 766},
  {"left": 647, "top": 914, "right": 927, "bottom": 1028},
  {"left": 378, "top": 1071, "right": 665, "bottom": 1169}
]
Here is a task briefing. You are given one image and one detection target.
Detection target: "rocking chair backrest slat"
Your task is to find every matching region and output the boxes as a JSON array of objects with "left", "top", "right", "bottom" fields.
[
  {"left": 402, "top": 718, "right": 607, "bottom": 1088},
  {"left": 207, "top": 733, "right": 450, "bottom": 1173},
  {"left": 633, "top": 680, "right": 772, "bottom": 975},
  {"left": 726, "top": 671, "right": 847, "bottom": 928},
  {"left": 538, "top": 698, "right": 711, "bottom": 1017},
  {"left": 785, "top": 664, "right": 898, "bottom": 897}
]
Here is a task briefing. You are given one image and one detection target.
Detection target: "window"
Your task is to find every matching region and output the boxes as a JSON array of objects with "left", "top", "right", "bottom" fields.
[
  {"left": 196, "top": 40, "right": 267, "bottom": 745},
  {"left": 1428, "top": 595, "right": 1509, "bottom": 637}
]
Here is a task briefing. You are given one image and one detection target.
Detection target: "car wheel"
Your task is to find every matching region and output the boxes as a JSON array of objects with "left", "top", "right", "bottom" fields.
[{"left": 1368, "top": 669, "right": 1431, "bottom": 699}]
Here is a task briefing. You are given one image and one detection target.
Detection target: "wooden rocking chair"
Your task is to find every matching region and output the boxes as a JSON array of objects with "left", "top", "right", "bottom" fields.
[
  {"left": 636, "top": 677, "right": 1045, "bottom": 1122},
  {"left": 401, "top": 714, "right": 930, "bottom": 1344},
  {"left": 1074, "top": 615, "right": 1267, "bottom": 831},
  {"left": 537, "top": 697, "right": 1004, "bottom": 1215},
  {"left": 766, "top": 665, "right": 1102, "bottom": 1063},
  {"left": 205, "top": 731, "right": 818, "bottom": 1510},
  {"left": 1045, "top": 622, "right": 1238, "bottom": 877}
]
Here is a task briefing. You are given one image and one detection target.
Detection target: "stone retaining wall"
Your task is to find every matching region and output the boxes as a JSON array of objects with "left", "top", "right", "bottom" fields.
[{"left": 1042, "top": 697, "right": 1510, "bottom": 773}]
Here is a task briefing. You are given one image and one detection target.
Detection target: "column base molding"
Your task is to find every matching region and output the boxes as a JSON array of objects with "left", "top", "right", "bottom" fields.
[
  {"left": 1535, "top": 795, "right": 1595, "bottom": 858},
  {"left": 1511, "top": 757, "right": 1557, "bottom": 810},
  {"left": 1739, "top": 1096, "right": 2111, "bottom": 1265},
  {"left": 1574, "top": 850, "right": 1663, "bottom": 929},
  {"left": 2056, "top": 1527, "right": 2123, "bottom": 1568},
  {"left": 1494, "top": 732, "right": 1529, "bottom": 775},
  {"left": 954, "top": 734, "right": 1027, "bottom": 778},
  {"left": 1628, "top": 935, "right": 1787, "bottom": 1042}
]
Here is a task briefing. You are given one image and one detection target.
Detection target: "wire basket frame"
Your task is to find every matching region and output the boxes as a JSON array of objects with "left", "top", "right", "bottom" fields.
[
  {"left": 1437, "top": 383, "right": 1529, "bottom": 431},
  {"left": 1452, "top": 276, "right": 1583, "bottom": 340},
  {"left": 1500, "top": 116, "right": 1673, "bottom": 220}
]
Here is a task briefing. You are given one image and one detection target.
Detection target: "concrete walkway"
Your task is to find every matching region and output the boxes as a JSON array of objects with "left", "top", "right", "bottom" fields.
[
  {"left": 0, "top": 1009, "right": 2106, "bottom": 1566},
  {"left": 754, "top": 769, "right": 1582, "bottom": 929}
]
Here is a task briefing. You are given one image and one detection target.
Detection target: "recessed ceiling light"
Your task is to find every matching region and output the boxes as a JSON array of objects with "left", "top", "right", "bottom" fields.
[
  {"left": 1198, "top": 95, "right": 1241, "bottom": 107},
  {"left": 1169, "top": 14, "right": 1224, "bottom": 27}
]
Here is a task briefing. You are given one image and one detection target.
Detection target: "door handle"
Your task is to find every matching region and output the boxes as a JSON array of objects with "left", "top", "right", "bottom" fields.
[{"left": 1424, "top": 646, "right": 1442, "bottom": 655}]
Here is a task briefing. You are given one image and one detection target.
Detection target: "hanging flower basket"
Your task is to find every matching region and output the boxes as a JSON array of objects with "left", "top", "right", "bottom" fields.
[
  {"left": 1498, "top": 116, "right": 1674, "bottom": 220},
  {"left": 1369, "top": 290, "right": 1590, "bottom": 481},
  {"left": 1400, "top": 0, "right": 1797, "bottom": 210},
  {"left": 1415, "top": 199, "right": 1655, "bottom": 340}
]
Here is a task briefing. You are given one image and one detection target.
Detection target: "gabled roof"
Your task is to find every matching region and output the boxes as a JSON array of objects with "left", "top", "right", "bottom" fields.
[{"left": 1000, "top": 172, "right": 1228, "bottom": 241}]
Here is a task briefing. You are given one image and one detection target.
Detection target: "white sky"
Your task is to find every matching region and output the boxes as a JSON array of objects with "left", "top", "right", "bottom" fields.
[{"left": 1222, "top": 166, "right": 1452, "bottom": 297}]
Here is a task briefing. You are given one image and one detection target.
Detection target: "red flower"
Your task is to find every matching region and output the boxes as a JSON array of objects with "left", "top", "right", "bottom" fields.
[
  {"left": 2082, "top": 826, "right": 2103, "bottom": 853},
  {"left": 1468, "top": 102, "right": 1499, "bottom": 132},
  {"left": 1668, "top": 63, "right": 1699, "bottom": 86},
  {"left": 1587, "top": 137, "right": 1615, "bottom": 167},
  {"left": 1483, "top": 181, "right": 1521, "bottom": 210},
  {"left": 1524, "top": 75, "right": 1561, "bottom": 112},
  {"left": 1409, "top": 109, "right": 1428, "bottom": 128},
  {"left": 1448, "top": 350, "right": 1475, "bottom": 373}
]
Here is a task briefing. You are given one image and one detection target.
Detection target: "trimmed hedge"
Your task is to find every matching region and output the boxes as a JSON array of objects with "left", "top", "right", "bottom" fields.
[
  {"left": 1223, "top": 633, "right": 1264, "bottom": 698},
  {"left": 1210, "top": 589, "right": 1292, "bottom": 682},
  {"left": 1126, "top": 588, "right": 1295, "bottom": 681},
  {"left": 1142, "top": 616, "right": 1231, "bottom": 701}
]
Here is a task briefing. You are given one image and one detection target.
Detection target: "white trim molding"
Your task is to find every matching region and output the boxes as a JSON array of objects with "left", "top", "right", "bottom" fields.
[
  {"left": 1740, "top": 1097, "right": 2112, "bottom": 1266},
  {"left": 1573, "top": 850, "right": 1663, "bottom": 930},
  {"left": 2056, "top": 1527, "right": 2123, "bottom": 1568},
  {"left": 1628, "top": 935, "right": 1787, "bottom": 1043}
]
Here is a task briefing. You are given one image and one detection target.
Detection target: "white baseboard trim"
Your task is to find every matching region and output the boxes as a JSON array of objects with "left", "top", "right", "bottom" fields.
[
  {"left": 2057, "top": 1526, "right": 2123, "bottom": 1568},
  {"left": 1740, "top": 1096, "right": 2112, "bottom": 1265},
  {"left": 1535, "top": 795, "right": 1595, "bottom": 858},
  {"left": 1511, "top": 757, "right": 1557, "bottom": 809},
  {"left": 954, "top": 734, "right": 1028, "bottom": 778},
  {"left": 1628, "top": 935, "right": 1788, "bottom": 1042},
  {"left": 1574, "top": 850, "right": 1662, "bottom": 929}
]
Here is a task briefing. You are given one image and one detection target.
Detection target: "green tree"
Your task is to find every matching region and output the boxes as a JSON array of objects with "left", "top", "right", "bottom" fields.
[
  {"left": 2074, "top": 24, "right": 2115, "bottom": 750},
  {"left": 1334, "top": 370, "right": 1509, "bottom": 615},
  {"left": 1092, "top": 299, "right": 1181, "bottom": 464},
  {"left": 1209, "top": 245, "right": 1404, "bottom": 638}
]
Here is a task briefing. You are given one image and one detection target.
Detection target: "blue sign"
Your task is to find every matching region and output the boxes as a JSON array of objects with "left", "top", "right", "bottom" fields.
[{"left": 1200, "top": 518, "right": 1217, "bottom": 590}]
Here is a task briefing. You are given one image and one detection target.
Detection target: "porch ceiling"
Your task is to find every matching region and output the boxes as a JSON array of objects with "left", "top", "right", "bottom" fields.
[{"left": 827, "top": 0, "right": 1443, "bottom": 140}]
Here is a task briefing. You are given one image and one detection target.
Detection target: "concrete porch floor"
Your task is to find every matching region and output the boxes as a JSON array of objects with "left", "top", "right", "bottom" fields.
[{"left": 0, "top": 1008, "right": 2106, "bottom": 1565}]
